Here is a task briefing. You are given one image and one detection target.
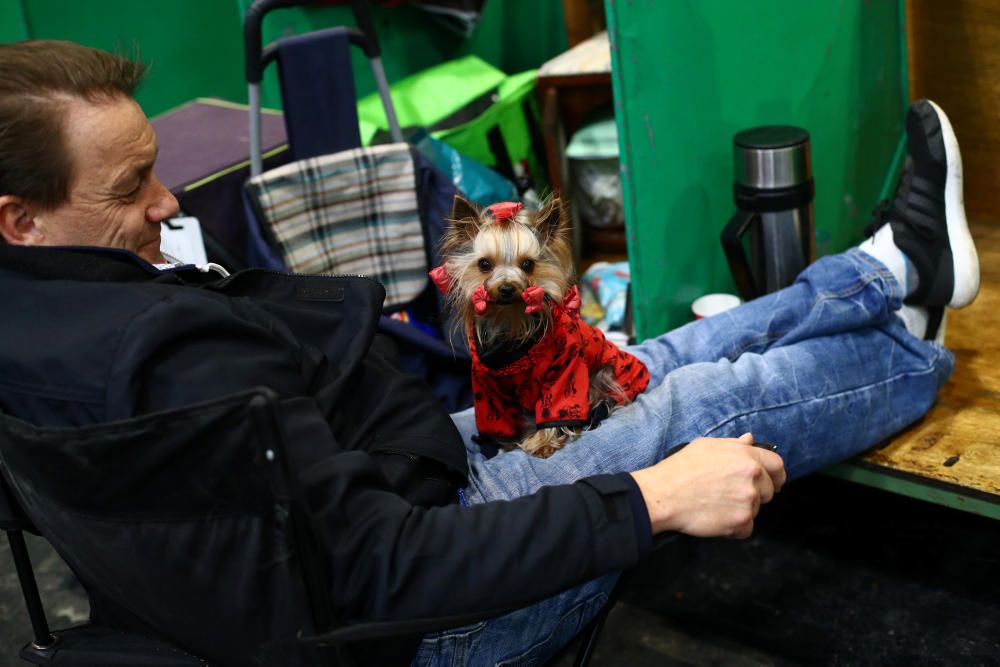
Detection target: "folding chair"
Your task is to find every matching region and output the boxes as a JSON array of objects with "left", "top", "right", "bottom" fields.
[
  {"left": 1, "top": 464, "right": 205, "bottom": 665},
  {"left": 0, "top": 389, "right": 342, "bottom": 666}
]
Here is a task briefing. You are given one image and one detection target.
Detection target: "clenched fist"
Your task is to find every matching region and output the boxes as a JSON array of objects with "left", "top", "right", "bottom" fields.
[{"left": 630, "top": 433, "right": 786, "bottom": 539}]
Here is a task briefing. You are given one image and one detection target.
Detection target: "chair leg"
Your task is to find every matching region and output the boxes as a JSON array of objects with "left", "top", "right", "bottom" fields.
[{"left": 5, "top": 529, "right": 56, "bottom": 649}]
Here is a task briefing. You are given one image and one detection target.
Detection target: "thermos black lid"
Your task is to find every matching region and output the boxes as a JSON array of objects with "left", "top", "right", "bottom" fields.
[
  {"left": 734, "top": 125, "right": 811, "bottom": 190},
  {"left": 734, "top": 125, "right": 809, "bottom": 150}
]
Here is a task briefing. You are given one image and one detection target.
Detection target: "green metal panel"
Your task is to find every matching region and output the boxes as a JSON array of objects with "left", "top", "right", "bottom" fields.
[
  {"left": 607, "top": 0, "right": 909, "bottom": 339},
  {"left": 11, "top": 0, "right": 247, "bottom": 117}
]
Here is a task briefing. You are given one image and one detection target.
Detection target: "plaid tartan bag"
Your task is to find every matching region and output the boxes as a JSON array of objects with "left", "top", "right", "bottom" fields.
[{"left": 246, "top": 142, "right": 428, "bottom": 310}]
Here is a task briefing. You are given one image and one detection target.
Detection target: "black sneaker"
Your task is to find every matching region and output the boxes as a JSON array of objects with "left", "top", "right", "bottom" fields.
[{"left": 867, "top": 99, "right": 979, "bottom": 310}]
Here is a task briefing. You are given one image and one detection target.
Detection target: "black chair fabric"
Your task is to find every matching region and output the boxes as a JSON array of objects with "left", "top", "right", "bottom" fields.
[{"left": 0, "top": 389, "right": 329, "bottom": 667}]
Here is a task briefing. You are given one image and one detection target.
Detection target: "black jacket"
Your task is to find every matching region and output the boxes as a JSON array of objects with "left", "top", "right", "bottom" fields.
[{"left": 0, "top": 245, "right": 647, "bottom": 659}]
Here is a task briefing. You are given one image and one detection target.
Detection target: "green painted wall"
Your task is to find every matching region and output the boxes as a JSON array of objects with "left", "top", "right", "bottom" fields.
[
  {"left": 0, "top": 0, "right": 27, "bottom": 43},
  {"left": 608, "top": 0, "right": 908, "bottom": 339},
  {"left": 11, "top": 0, "right": 246, "bottom": 117},
  {"left": 2, "top": 0, "right": 567, "bottom": 117}
]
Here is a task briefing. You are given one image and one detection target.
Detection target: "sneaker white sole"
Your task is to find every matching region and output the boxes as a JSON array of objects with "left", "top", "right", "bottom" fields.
[{"left": 929, "top": 100, "right": 980, "bottom": 308}]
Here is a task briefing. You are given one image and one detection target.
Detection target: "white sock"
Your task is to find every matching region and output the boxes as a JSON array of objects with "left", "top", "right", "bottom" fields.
[
  {"left": 861, "top": 226, "right": 942, "bottom": 340},
  {"left": 896, "top": 304, "right": 929, "bottom": 340},
  {"left": 858, "top": 225, "right": 919, "bottom": 296}
]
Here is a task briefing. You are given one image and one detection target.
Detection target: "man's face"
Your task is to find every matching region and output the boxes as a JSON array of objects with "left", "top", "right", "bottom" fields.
[{"left": 31, "top": 96, "right": 179, "bottom": 263}]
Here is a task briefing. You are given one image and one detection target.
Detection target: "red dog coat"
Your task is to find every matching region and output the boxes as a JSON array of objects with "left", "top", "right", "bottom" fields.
[{"left": 470, "top": 294, "right": 649, "bottom": 439}]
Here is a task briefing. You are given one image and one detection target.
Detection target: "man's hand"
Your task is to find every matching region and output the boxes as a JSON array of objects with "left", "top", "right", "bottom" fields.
[{"left": 630, "top": 433, "right": 786, "bottom": 539}]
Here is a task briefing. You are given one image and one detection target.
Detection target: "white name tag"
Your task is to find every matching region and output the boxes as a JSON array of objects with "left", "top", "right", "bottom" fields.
[{"left": 160, "top": 216, "right": 208, "bottom": 266}]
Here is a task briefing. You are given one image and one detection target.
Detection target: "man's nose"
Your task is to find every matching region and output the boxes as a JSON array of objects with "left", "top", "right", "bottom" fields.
[{"left": 146, "top": 174, "right": 180, "bottom": 223}]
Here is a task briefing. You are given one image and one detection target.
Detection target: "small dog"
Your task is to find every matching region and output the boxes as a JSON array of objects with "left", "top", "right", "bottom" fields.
[{"left": 429, "top": 195, "right": 649, "bottom": 457}]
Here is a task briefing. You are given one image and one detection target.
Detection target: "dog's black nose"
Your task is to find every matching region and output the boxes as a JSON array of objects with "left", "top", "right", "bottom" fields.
[{"left": 498, "top": 284, "right": 516, "bottom": 302}]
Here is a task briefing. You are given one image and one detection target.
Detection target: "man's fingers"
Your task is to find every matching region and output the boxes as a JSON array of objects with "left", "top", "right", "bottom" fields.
[
  {"left": 755, "top": 465, "right": 775, "bottom": 505},
  {"left": 750, "top": 447, "right": 787, "bottom": 492},
  {"left": 733, "top": 518, "right": 754, "bottom": 539}
]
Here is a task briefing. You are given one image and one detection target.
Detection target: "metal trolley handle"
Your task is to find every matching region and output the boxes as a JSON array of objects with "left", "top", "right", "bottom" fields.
[{"left": 243, "top": 0, "right": 403, "bottom": 177}]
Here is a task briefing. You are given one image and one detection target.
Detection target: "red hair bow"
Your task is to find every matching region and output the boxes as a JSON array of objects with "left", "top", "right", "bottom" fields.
[
  {"left": 472, "top": 284, "right": 491, "bottom": 314},
  {"left": 521, "top": 286, "right": 546, "bottom": 313},
  {"left": 487, "top": 201, "right": 523, "bottom": 225},
  {"left": 428, "top": 265, "right": 451, "bottom": 295},
  {"left": 562, "top": 285, "right": 581, "bottom": 315}
]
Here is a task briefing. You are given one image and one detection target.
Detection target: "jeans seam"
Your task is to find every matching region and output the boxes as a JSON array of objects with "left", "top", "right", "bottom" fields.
[
  {"left": 816, "top": 270, "right": 889, "bottom": 300},
  {"left": 728, "top": 330, "right": 788, "bottom": 360},
  {"left": 701, "top": 356, "right": 946, "bottom": 437},
  {"left": 843, "top": 250, "right": 902, "bottom": 301}
]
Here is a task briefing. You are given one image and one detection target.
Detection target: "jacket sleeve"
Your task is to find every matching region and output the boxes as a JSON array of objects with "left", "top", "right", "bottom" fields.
[
  {"left": 109, "top": 294, "right": 646, "bottom": 624},
  {"left": 301, "top": 451, "right": 646, "bottom": 625},
  {"left": 327, "top": 333, "right": 470, "bottom": 480}
]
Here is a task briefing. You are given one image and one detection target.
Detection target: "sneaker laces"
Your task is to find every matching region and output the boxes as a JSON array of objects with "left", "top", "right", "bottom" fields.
[
  {"left": 863, "top": 199, "right": 897, "bottom": 237},
  {"left": 862, "top": 161, "right": 938, "bottom": 241}
]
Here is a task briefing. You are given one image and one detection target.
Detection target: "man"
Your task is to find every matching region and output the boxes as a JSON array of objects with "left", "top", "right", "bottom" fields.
[{"left": 0, "top": 41, "right": 977, "bottom": 666}]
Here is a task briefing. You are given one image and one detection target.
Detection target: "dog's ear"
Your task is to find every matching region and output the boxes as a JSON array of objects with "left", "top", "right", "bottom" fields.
[
  {"left": 441, "top": 195, "right": 481, "bottom": 256},
  {"left": 450, "top": 195, "right": 480, "bottom": 224},
  {"left": 531, "top": 197, "right": 569, "bottom": 245}
]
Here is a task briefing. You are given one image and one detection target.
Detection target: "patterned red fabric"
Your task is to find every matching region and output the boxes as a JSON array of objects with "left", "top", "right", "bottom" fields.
[{"left": 471, "top": 300, "right": 649, "bottom": 439}]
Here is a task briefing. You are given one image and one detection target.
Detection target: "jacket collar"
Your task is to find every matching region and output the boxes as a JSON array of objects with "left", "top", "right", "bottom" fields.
[{"left": 0, "top": 244, "right": 194, "bottom": 283}]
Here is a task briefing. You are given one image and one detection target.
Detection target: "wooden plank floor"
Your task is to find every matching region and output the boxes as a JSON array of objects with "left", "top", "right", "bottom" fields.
[{"left": 854, "top": 222, "right": 1000, "bottom": 501}]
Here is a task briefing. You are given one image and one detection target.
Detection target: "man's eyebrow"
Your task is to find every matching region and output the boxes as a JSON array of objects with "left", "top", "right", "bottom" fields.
[{"left": 111, "top": 146, "right": 159, "bottom": 190}]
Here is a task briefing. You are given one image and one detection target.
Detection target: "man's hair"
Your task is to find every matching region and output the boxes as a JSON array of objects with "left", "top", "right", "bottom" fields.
[{"left": 0, "top": 40, "right": 147, "bottom": 209}]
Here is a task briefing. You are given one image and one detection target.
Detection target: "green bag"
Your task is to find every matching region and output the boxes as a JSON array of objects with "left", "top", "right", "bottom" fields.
[{"left": 357, "top": 56, "right": 547, "bottom": 192}]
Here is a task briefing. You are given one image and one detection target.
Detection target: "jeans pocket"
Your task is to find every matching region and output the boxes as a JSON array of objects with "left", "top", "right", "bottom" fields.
[
  {"left": 414, "top": 620, "right": 488, "bottom": 667},
  {"left": 494, "top": 591, "right": 609, "bottom": 667}
]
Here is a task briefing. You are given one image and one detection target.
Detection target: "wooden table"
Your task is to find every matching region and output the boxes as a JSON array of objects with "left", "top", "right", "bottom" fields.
[{"left": 828, "top": 222, "right": 1000, "bottom": 519}]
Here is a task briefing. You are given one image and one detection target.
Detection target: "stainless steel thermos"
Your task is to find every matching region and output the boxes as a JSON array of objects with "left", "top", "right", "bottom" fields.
[{"left": 721, "top": 126, "right": 815, "bottom": 301}]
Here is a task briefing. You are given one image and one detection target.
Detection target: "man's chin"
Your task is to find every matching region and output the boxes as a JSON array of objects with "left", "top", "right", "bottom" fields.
[{"left": 136, "top": 242, "right": 165, "bottom": 264}]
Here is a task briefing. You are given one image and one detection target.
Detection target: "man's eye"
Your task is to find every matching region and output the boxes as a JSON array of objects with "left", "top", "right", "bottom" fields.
[
  {"left": 478, "top": 258, "right": 493, "bottom": 273},
  {"left": 119, "top": 184, "right": 142, "bottom": 202},
  {"left": 520, "top": 259, "right": 535, "bottom": 273}
]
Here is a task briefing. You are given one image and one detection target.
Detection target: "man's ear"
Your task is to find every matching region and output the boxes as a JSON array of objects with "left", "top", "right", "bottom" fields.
[
  {"left": 0, "top": 196, "right": 44, "bottom": 246},
  {"left": 531, "top": 196, "right": 568, "bottom": 245}
]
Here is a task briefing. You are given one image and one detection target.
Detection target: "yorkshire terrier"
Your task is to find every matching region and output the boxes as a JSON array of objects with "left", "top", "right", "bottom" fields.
[{"left": 429, "top": 195, "right": 650, "bottom": 457}]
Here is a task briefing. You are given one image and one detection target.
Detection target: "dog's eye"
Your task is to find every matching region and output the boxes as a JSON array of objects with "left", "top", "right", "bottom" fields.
[
  {"left": 520, "top": 259, "right": 535, "bottom": 273},
  {"left": 478, "top": 258, "right": 493, "bottom": 273}
]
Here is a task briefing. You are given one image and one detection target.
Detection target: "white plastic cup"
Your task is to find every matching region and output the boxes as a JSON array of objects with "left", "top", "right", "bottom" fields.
[{"left": 691, "top": 293, "right": 742, "bottom": 320}]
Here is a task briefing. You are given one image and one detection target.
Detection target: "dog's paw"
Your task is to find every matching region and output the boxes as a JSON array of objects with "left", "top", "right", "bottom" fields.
[{"left": 519, "top": 429, "right": 569, "bottom": 458}]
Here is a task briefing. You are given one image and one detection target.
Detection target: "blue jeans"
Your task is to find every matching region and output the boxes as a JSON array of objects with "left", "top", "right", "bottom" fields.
[{"left": 413, "top": 250, "right": 954, "bottom": 666}]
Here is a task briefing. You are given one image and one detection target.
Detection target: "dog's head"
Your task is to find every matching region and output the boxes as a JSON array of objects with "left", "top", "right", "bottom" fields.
[{"left": 433, "top": 194, "right": 574, "bottom": 344}]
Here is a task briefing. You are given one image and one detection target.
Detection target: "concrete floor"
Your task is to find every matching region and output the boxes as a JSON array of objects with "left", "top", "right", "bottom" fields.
[{"left": 2, "top": 475, "right": 999, "bottom": 666}]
